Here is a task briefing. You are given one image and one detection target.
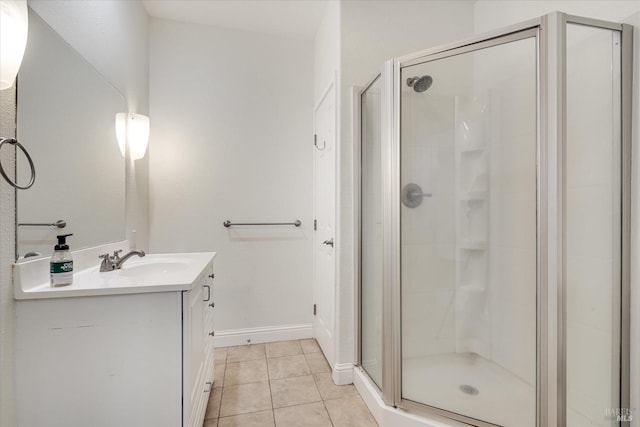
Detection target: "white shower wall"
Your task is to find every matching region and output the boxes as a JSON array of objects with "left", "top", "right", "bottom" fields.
[
  {"left": 149, "top": 19, "right": 314, "bottom": 336},
  {"left": 474, "top": 40, "right": 538, "bottom": 386},
  {"left": 400, "top": 85, "right": 467, "bottom": 360}
]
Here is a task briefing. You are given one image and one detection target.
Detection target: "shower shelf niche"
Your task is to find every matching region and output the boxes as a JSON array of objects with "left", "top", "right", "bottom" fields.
[{"left": 454, "top": 94, "right": 492, "bottom": 359}]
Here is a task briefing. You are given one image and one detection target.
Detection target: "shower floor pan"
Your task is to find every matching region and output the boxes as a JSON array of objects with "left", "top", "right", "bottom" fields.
[{"left": 402, "top": 353, "right": 535, "bottom": 427}]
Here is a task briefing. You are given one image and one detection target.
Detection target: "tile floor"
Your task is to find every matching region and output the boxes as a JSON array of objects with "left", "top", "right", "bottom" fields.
[{"left": 205, "top": 339, "right": 379, "bottom": 427}]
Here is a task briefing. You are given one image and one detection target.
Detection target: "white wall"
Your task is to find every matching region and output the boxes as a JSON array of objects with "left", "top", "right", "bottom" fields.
[
  {"left": 333, "top": 0, "right": 475, "bottom": 373},
  {"left": 149, "top": 18, "right": 314, "bottom": 335},
  {"left": 29, "top": 0, "right": 151, "bottom": 252},
  {"left": 474, "top": 2, "right": 640, "bottom": 425}
]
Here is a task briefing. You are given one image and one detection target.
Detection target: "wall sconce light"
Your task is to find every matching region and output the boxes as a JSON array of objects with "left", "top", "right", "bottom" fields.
[
  {"left": 0, "top": 0, "right": 28, "bottom": 90},
  {"left": 115, "top": 113, "right": 150, "bottom": 160}
]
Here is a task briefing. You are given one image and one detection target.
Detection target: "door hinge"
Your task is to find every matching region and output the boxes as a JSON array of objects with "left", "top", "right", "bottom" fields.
[
  {"left": 313, "top": 304, "right": 316, "bottom": 316},
  {"left": 313, "top": 219, "right": 317, "bottom": 231}
]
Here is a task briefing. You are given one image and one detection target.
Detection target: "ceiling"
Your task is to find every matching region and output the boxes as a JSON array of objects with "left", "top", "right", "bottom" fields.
[{"left": 142, "top": 0, "right": 329, "bottom": 40}]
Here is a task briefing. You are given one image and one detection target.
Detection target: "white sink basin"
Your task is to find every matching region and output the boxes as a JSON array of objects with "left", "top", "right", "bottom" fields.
[
  {"left": 115, "top": 257, "right": 190, "bottom": 277},
  {"left": 14, "top": 245, "right": 216, "bottom": 299}
]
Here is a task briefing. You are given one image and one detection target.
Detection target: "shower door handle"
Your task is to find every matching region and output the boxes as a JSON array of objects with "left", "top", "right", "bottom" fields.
[{"left": 323, "top": 238, "right": 334, "bottom": 247}]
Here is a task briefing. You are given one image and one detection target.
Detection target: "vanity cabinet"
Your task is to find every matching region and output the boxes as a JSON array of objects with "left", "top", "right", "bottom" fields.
[
  {"left": 15, "top": 257, "right": 216, "bottom": 427},
  {"left": 184, "top": 269, "right": 216, "bottom": 427}
]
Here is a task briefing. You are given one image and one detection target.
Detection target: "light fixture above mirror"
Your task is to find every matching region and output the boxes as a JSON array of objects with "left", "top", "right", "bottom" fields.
[
  {"left": 0, "top": 0, "right": 28, "bottom": 90},
  {"left": 115, "top": 112, "right": 150, "bottom": 160}
]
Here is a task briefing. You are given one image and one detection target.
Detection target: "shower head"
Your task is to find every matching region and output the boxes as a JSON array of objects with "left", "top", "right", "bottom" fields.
[{"left": 406, "top": 75, "right": 433, "bottom": 93}]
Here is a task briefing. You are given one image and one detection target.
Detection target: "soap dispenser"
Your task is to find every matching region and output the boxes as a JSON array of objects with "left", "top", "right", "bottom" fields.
[{"left": 50, "top": 233, "right": 73, "bottom": 287}]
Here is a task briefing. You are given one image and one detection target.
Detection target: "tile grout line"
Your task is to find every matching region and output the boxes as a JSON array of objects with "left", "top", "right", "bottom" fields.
[
  {"left": 267, "top": 354, "right": 276, "bottom": 427},
  {"left": 265, "top": 352, "right": 305, "bottom": 360},
  {"left": 222, "top": 360, "right": 326, "bottom": 406},
  {"left": 212, "top": 349, "right": 226, "bottom": 423},
  {"left": 322, "top": 400, "right": 336, "bottom": 427},
  {"left": 215, "top": 362, "right": 225, "bottom": 421},
  {"left": 302, "top": 352, "right": 332, "bottom": 373},
  {"left": 270, "top": 398, "right": 324, "bottom": 411},
  {"left": 322, "top": 395, "right": 359, "bottom": 402},
  {"left": 216, "top": 408, "right": 273, "bottom": 422},
  {"left": 270, "top": 371, "right": 319, "bottom": 383}
]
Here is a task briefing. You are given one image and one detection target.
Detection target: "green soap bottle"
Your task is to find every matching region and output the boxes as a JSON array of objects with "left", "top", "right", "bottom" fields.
[{"left": 50, "top": 234, "right": 73, "bottom": 287}]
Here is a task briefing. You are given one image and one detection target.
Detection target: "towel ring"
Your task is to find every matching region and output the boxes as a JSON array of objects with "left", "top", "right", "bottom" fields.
[{"left": 0, "top": 138, "right": 36, "bottom": 190}]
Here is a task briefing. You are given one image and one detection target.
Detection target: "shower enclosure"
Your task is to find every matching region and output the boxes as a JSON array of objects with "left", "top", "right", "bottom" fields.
[{"left": 358, "top": 13, "right": 632, "bottom": 427}]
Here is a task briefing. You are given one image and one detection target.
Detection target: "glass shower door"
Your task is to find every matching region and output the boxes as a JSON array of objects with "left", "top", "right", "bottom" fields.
[
  {"left": 399, "top": 35, "right": 538, "bottom": 426},
  {"left": 360, "top": 76, "right": 383, "bottom": 388}
]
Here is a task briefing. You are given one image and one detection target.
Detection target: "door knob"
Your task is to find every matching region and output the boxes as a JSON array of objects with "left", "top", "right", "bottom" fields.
[{"left": 323, "top": 238, "right": 334, "bottom": 247}]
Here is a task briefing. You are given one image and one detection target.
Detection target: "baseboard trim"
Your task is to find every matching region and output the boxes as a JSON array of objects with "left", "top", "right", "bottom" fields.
[
  {"left": 332, "top": 362, "right": 354, "bottom": 385},
  {"left": 214, "top": 324, "right": 313, "bottom": 348}
]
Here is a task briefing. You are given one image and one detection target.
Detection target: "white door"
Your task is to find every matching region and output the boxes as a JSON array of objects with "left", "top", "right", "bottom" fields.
[{"left": 313, "top": 83, "right": 336, "bottom": 367}]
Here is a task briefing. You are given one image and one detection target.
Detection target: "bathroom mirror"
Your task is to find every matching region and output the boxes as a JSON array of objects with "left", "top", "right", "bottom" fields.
[{"left": 15, "top": 8, "right": 126, "bottom": 261}]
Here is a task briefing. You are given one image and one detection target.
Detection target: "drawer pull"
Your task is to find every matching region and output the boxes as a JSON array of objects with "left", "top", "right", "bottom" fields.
[
  {"left": 204, "top": 382, "right": 212, "bottom": 393},
  {"left": 209, "top": 331, "right": 215, "bottom": 336},
  {"left": 209, "top": 302, "right": 215, "bottom": 308},
  {"left": 208, "top": 273, "right": 215, "bottom": 279},
  {"left": 203, "top": 285, "right": 211, "bottom": 302}
]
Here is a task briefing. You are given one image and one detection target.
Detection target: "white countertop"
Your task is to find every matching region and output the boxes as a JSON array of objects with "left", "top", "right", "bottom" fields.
[{"left": 14, "top": 241, "right": 216, "bottom": 300}]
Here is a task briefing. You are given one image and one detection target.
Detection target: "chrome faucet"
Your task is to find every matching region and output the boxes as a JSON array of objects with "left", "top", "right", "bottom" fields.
[{"left": 99, "top": 250, "right": 145, "bottom": 272}]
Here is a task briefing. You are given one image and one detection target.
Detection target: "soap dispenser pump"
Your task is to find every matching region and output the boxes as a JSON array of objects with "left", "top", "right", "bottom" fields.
[{"left": 50, "top": 233, "right": 73, "bottom": 287}]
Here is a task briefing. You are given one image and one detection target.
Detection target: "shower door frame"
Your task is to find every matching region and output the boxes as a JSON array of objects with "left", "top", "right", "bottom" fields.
[
  {"left": 356, "top": 11, "right": 633, "bottom": 427},
  {"left": 390, "top": 21, "right": 544, "bottom": 427},
  {"left": 355, "top": 70, "right": 386, "bottom": 399},
  {"left": 355, "top": 63, "right": 399, "bottom": 408}
]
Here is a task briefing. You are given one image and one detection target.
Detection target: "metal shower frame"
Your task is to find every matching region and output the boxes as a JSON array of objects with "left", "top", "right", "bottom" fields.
[{"left": 355, "top": 11, "right": 633, "bottom": 427}]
